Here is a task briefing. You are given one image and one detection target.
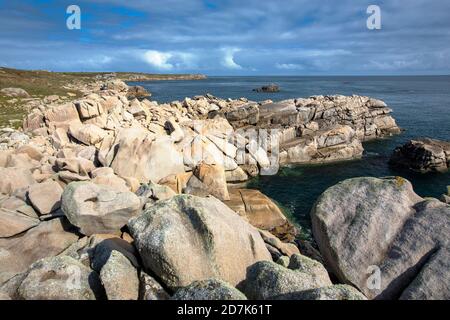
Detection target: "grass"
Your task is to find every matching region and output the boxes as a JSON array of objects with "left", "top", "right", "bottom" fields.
[{"left": 0, "top": 67, "right": 206, "bottom": 128}]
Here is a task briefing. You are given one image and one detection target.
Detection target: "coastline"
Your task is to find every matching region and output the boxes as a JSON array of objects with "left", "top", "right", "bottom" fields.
[{"left": 0, "top": 72, "right": 449, "bottom": 300}]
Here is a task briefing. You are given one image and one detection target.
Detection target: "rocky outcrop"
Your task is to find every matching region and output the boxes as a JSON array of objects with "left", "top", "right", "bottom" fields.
[
  {"left": 128, "top": 195, "right": 271, "bottom": 290},
  {"left": 61, "top": 181, "right": 141, "bottom": 236},
  {"left": 127, "top": 85, "right": 151, "bottom": 100},
  {"left": 280, "top": 125, "right": 364, "bottom": 164},
  {"left": 172, "top": 279, "right": 247, "bottom": 300},
  {"left": 253, "top": 84, "right": 280, "bottom": 93},
  {"left": 311, "top": 177, "right": 450, "bottom": 300},
  {"left": 390, "top": 138, "right": 450, "bottom": 173},
  {"left": 0, "top": 77, "right": 408, "bottom": 300}
]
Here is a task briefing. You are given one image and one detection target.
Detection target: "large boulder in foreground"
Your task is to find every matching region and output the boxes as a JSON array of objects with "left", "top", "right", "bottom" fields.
[
  {"left": 17, "top": 255, "right": 104, "bottom": 300},
  {"left": 100, "top": 250, "right": 139, "bottom": 300},
  {"left": 390, "top": 138, "right": 450, "bottom": 173},
  {"left": 128, "top": 195, "right": 271, "bottom": 290},
  {"left": 273, "top": 284, "right": 367, "bottom": 300},
  {"left": 0, "top": 218, "right": 78, "bottom": 283},
  {"left": 171, "top": 279, "right": 247, "bottom": 300},
  {"left": 311, "top": 176, "right": 450, "bottom": 299},
  {"left": 61, "top": 181, "right": 141, "bottom": 236},
  {"left": 241, "top": 254, "right": 332, "bottom": 300}
]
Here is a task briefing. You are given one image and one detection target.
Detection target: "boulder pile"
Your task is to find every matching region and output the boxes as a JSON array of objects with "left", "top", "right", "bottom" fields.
[
  {"left": 0, "top": 78, "right": 403, "bottom": 300},
  {"left": 390, "top": 138, "right": 450, "bottom": 173}
]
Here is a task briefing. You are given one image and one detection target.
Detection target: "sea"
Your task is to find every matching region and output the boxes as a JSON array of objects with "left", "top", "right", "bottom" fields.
[{"left": 129, "top": 76, "right": 450, "bottom": 238}]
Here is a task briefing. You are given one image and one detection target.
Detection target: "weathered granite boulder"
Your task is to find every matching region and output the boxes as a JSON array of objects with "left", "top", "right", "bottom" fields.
[
  {"left": 253, "top": 84, "right": 280, "bottom": 93},
  {"left": 44, "top": 103, "right": 81, "bottom": 130},
  {"left": 0, "top": 208, "right": 39, "bottom": 238},
  {"left": 139, "top": 272, "right": 170, "bottom": 300},
  {"left": 91, "top": 167, "right": 130, "bottom": 192},
  {"left": 242, "top": 255, "right": 332, "bottom": 300},
  {"left": 273, "top": 284, "right": 367, "bottom": 300},
  {"left": 0, "top": 194, "right": 37, "bottom": 217},
  {"left": 60, "top": 233, "right": 139, "bottom": 273},
  {"left": 311, "top": 176, "right": 450, "bottom": 299},
  {"left": 137, "top": 181, "right": 176, "bottom": 203},
  {"left": 259, "top": 230, "right": 300, "bottom": 259},
  {"left": 128, "top": 195, "right": 271, "bottom": 290},
  {"left": 27, "top": 180, "right": 63, "bottom": 215},
  {"left": 441, "top": 186, "right": 450, "bottom": 204},
  {"left": 55, "top": 157, "right": 95, "bottom": 176},
  {"left": 75, "top": 99, "right": 104, "bottom": 120},
  {"left": 225, "top": 103, "right": 260, "bottom": 127},
  {"left": 17, "top": 255, "right": 104, "bottom": 300},
  {"left": 127, "top": 85, "right": 151, "bottom": 99},
  {"left": 172, "top": 279, "right": 247, "bottom": 300},
  {"left": 225, "top": 167, "right": 248, "bottom": 182},
  {"left": 69, "top": 123, "right": 107, "bottom": 146},
  {"left": 390, "top": 138, "right": 450, "bottom": 173},
  {"left": 101, "top": 79, "right": 128, "bottom": 92},
  {"left": 280, "top": 125, "right": 363, "bottom": 164},
  {"left": 0, "top": 218, "right": 78, "bottom": 283},
  {"left": 225, "top": 189, "right": 287, "bottom": 231},
  {"left": 190, "top": 163, "right": 230, "bottom": 201},
  {"left": 110, "top": 128, "right": 185, "bottom": 183},
  {"left": 165, "top": 118, "right": 184, "bottom": 142},
  {"left": 0, "top": 167, "right": 36, "bottom": 195},
  {"left": 61, "top": 181, "right": 141, "bottom": 236},
  {"left": 100, "top": 250, "right": 139, "bottom": 300},
  {"left": 1, "top": 87, "right": 30, "bottom": 97}
]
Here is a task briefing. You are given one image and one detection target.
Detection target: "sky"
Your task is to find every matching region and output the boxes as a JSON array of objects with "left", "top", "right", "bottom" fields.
[{"left": 0, "top": 0, "right": 450, "bottom": 75}]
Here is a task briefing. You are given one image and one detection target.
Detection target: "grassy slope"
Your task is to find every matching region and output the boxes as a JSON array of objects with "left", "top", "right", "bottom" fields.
[{"left": 0, "top": 67, "right": 206, "bottom": 128}]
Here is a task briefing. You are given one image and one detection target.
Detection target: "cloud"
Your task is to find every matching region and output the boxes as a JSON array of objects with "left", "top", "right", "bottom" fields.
[
  {"left": 276, "top": 63, "right": 304, "bottom": 70},
  {"left": 221, "top": 48, "right": 242, "bottom": 70},
  {"left": 142, "top": 50, "right": 174, "bottom": 70},
  {"left": 140, "top": 50, "right": 199, "bottom": 71}
]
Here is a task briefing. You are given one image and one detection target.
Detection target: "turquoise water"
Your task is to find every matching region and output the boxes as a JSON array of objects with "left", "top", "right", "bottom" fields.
[{"left": 130, "top": 76, "right": 450, "bottom": 236}]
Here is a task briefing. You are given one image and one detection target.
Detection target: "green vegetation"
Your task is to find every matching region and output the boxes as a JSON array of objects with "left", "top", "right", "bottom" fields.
[{"left": 0, "top": 67, "right": 206, "bottom": 128}]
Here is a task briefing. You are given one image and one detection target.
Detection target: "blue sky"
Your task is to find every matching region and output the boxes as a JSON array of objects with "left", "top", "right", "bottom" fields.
[{"left": 1, "top": 0, "right": 450, "bottom": 75}]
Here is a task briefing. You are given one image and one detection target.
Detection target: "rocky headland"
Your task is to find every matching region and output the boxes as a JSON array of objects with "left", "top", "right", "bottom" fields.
[
  {"left": 0, "top": 76, "right": 447, "bottom": 300},
  {"left": 390, "top": 138, "right": 450, "bottom": 173}
]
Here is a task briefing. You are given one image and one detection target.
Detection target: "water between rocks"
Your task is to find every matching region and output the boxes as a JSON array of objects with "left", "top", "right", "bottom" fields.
[{"left": 130, "top": 76, "right": 450, "bottom": 238}]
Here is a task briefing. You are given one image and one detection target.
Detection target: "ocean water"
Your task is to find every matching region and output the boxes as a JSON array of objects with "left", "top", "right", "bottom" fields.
[{"left": 130, "top": 76, "right": 450, "bottom": 237}]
